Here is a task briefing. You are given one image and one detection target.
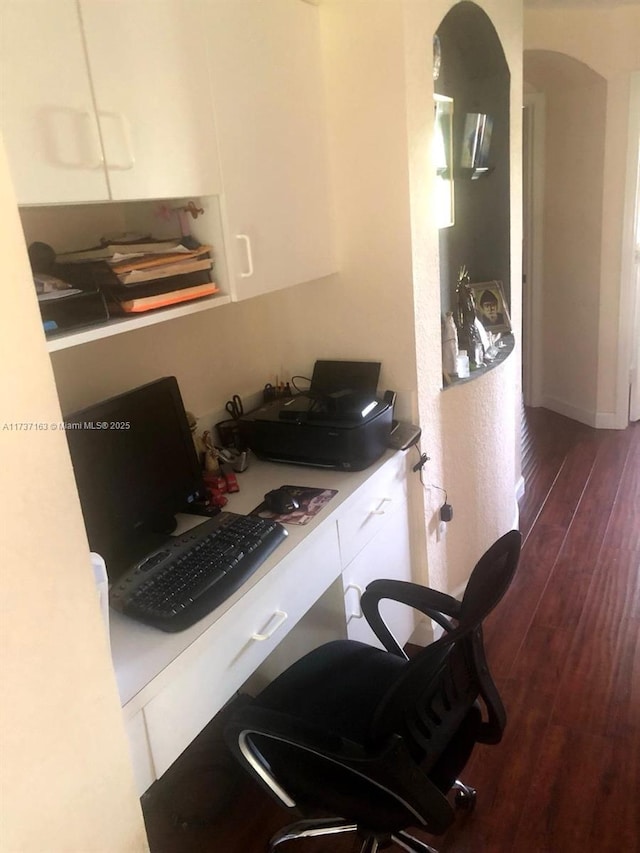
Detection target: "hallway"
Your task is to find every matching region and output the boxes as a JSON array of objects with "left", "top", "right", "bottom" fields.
[{"left": 143, "top": 408, "right": 640, "bottom": 853}]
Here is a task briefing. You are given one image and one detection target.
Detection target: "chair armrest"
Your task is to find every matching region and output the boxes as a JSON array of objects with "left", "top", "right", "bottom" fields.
[
  {"left": 361, "top": 579, "right": 462, "bottom": 658},
  {"left": 225, "top": 704, "right": 455, "bottom": 834}
]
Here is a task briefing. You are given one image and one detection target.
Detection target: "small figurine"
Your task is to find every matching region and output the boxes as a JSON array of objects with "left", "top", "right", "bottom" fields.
[
  {"left": 454, "top": 265, "right": 485, "bottom": 369},
  {"left": 202, "top": 430, "right": 221, "bottom": 474},
  {"left": 186, "top": 411, "right": 207, "bottom": 467}
]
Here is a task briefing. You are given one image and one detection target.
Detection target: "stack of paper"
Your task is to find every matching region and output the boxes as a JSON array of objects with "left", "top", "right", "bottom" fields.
[{"left": 56, "top": 238, "right": 219, "bottom": 314}]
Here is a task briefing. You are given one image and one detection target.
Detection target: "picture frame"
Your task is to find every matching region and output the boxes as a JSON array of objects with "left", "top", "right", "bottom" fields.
[{"left": 471, "top": 281, "right": 511, "bottom": 334}]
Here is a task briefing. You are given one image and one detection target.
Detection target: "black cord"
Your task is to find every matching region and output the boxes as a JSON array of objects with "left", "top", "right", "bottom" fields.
[
  {"left": 412, "top": 443, "right": 430, "bottom": 478},
  {"left": 412, "top": 445, "right": 449, "bottom": 511},
  {"left": 430, "top": 484, "right": 448, "bottom": 503},
  {"left": 290, "top": 375, "right": 314, "bottom": 395},
  {"left": 290, "top": 375, "right": 340, "bottom": 414}
]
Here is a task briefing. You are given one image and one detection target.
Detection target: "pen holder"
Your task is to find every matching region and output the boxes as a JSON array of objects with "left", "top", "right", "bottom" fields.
[
  {"left": 263, "top": 383, "right": 292, "bottom": 402},
  {"left": 215, "top": 418, "right": 246, "bottom": 452}
]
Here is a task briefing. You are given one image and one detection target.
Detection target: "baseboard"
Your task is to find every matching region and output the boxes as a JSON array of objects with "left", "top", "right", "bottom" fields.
[
  {"left": 541, "top": 396, "right": 597, "bottom": 427},
  {"left": 594, "top": 411, "right": 628, "bottom": 430},
  {"left": 541, "top": 397, "right": 628, "bottom": 430}
]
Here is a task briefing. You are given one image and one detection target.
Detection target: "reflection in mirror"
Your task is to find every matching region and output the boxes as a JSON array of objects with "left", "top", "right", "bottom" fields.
[{"left": 434, "top": 95, "right": 454, "bottom": 228}]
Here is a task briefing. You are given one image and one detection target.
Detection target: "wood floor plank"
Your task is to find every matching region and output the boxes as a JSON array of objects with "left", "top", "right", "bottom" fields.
[
  {"left": 585, "top": 731, "right": 640, "bottom": 852},
  {"left": 532, "top": 430, "right": 601, "bottom": 530},
  {"left": 601, "top": 424, "right": 640, "bottom": 552},
  {"left": 481, "top": 521, "right": 567, "bottom": 677},
  {"left": 511, "top": 725, "right": 618, "bottom": 852},
  {"left": 518, "top": 406, "right": 593, "bottom": 540}
]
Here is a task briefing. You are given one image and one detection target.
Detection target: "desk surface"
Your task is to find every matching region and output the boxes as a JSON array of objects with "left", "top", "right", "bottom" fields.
[{"left": 110, "top": 450, "right": 400, "bottom": 711}]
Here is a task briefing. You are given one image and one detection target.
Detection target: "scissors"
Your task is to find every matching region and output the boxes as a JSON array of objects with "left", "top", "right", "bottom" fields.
[{"left": 225, "top": 394, "right": 244, "bottom": 419}]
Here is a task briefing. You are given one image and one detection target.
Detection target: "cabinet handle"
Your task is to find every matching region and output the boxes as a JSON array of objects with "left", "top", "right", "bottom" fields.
[
  {"left": 42, "top": 107, "right": 104, "bottom": 169},
  {"left": 371, "top": 497, "right": 392, "bottom": 516},
  {"left": 98, "top": 111, "right": 135, "bottom": 170},
  {"left": 345, "top": 583, "right": 364, "bottom": 619},
  {"left": 79, "top": 110, "right": 105, "bottom": 169},
  {"left": 251, "top": 610, "right": 288, "bottom": 641},
  {"left": 237, "top": 234, "right": 254, "bottom": 278}
]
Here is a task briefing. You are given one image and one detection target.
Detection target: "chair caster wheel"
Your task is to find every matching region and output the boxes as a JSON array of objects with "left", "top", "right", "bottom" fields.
[{"left": 454, "top": 787, "right": 477, "bottom": 813}]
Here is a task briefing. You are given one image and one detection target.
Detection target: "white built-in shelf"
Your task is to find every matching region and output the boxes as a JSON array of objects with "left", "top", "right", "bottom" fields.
[{"left": 46, "top": 292, "right": 231, "bottom": 353}]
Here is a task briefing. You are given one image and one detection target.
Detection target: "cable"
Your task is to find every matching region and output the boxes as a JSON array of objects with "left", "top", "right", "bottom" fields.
[
  {"left": 412, "top": 444, "right": 430, "bottom": 480},
  {"left": 411, "top": 445, "right": 453, "bottom": 522},
  {"left": 429, "top": 484, "right": 448, "bottom": 503}
]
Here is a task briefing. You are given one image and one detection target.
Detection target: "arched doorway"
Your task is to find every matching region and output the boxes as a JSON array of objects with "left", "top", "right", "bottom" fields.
[{"left": 523, "top": 50, "right": 607, "bottom": 426}]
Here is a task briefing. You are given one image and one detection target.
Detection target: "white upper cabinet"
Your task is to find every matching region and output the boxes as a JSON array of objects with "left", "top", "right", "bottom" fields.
[
  {"left": 81, "top": 0, "right": 221, "bottom": 201},
  {"left": 0, "top": 0, "right": 221, "bottom": 204},
  {"left": 0, "top": 0, "right": 110, "bottom": 204},
  {"left": 204, "top": 0, "right": 337, "bottom": 300}
]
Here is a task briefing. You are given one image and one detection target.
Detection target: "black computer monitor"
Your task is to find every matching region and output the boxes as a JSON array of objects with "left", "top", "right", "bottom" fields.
[{"left": 64, "top": 376, "right": 204, "bottom": 581}]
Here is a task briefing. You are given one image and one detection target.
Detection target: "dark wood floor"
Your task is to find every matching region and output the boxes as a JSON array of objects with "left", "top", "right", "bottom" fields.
[{"left": 142, "top": 407, "right": 640, "bottom": 853}]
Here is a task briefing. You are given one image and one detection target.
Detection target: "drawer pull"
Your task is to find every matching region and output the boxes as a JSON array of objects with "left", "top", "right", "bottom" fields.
[
  {"left": 237, "top": 234, "right": 255, "bottom": 278},
  {"left": 251, "top": 610, "right": 288, "bottom": 641},
  {"left": 98, "top": 111, "right": 136, "bottom": 170},
  {"left": 345, "top": 583, "right": 364, "bottom": 619},
  {"left": 371, "top": 497, "right": 392, "bottom": 516}
]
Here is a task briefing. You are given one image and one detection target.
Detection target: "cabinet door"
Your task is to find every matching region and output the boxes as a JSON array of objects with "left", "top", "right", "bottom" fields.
[
  {"left": 205, "top": 0, "right": 336, "bottom": 300},
  {"left": 0, "top": 0, "right": 109, "bottom": 204},
  {"left": 342, "top": 502, "right": 415, "bottom": 649},
  {"left": 81, "top": 0, "right": 222, "bottom": 201}
]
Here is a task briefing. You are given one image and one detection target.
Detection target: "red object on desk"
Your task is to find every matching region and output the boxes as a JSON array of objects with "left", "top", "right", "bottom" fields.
[{"left": 203, "top": 472, "right": 227, "bottom": 493}]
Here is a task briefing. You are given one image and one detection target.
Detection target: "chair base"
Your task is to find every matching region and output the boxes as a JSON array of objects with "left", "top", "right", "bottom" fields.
[
  {"left": 268, "top": 818, "right": 440, "bottom": 853},
  {"left": 268, "top": 818, "right": 356, "bottom": 850},
  {"left": 452, "top": 778, "right": 477, "bottom": 813}
]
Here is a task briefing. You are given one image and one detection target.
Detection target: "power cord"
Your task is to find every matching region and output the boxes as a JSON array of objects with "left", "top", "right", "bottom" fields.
[{"left": 412, "top": 445, "right": 453, "bottom": 522}]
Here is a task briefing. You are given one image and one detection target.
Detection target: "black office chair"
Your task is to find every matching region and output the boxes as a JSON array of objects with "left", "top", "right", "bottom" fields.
[{"left": 224, "top": 530, "right": 521, "bottom": 853}]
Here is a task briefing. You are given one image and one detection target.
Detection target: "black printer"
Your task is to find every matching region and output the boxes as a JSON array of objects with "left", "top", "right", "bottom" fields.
[{"left": 238, "top": 360, "right": 393, "bottom": 471}]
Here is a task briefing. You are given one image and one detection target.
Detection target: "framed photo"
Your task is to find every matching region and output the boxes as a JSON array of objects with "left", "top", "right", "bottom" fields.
[{"left": 471, "top": 281, "right": 511, "bottom": 334}]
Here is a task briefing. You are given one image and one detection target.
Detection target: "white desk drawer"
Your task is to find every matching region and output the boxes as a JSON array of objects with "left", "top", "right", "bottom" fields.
[
  {"left": 337, "top": 452, "right": 408, "bottom": 568},
  {"left": 123, "top": 709, "right": 155, "bottom": 796},
  {"left": 142, "top": 523, "right": 341, "bottom": 777},
  {"left": 342, "top": 497, "right": 414, "bottom": 648}
]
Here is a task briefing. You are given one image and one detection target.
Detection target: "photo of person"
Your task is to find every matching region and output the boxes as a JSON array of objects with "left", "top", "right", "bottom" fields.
[{"left": 470, "top": 281, "right": 512, "bottom": 334}]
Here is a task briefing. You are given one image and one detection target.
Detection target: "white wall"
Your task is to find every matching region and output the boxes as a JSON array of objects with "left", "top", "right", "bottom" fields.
[
  {"left": 525, "top": 4, "right": 640, "bottom": 428},
  {"left": 0, "top": 136, "right": 149, "bottom": 852}
]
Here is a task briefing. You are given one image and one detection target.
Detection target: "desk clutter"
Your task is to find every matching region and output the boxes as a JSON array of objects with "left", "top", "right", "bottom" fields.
[
  {"left": 28, "top": 230, "right": 218, "bottom": 337},
  {"left": 251, "top": 485, "right": 338, "bottom": 525},
  {"left": 62, "top": 363, "right": 420, "bottom": 632},
  {"left": 63, "top": 377, "right": 287, "bottom": 632}
]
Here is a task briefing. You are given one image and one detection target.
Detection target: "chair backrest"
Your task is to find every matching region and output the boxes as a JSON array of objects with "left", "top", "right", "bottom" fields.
[{"left": 366, "top": 530, "right": 521, "bottom": 771}]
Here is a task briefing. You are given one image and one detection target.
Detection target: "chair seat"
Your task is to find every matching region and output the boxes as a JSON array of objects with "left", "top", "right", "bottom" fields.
[
  {"left": 257, "top": 640, "right": 408, "bottom": 744},
  {"left": 242, "top": 639, "right": 482, "bottom": 833}
]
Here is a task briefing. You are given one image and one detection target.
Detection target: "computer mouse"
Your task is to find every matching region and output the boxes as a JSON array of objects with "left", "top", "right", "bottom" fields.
[{"left": 264, "top": 488, "right": 300, "bottom": 514}]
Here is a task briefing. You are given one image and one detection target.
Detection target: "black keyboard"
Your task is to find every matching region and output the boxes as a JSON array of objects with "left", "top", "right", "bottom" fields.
[{"left": 109, "top": 513, "right": 287, "bottom": 632}]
